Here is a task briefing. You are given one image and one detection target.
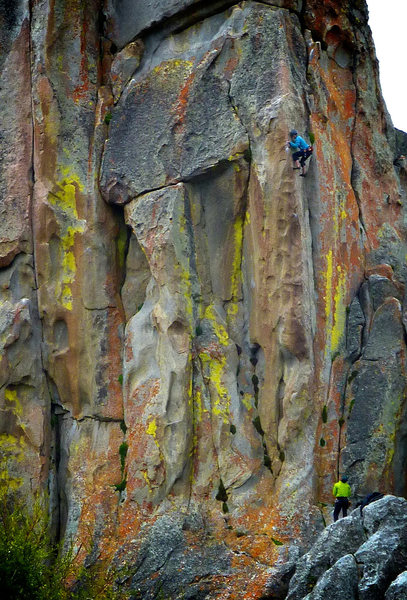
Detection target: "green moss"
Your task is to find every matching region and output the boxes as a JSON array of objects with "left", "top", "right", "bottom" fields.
[
  {"left": 271, "top": 537, "right": 284, "bottom": 546},
  {"left": 264, "top": 456, "right": 272, "bottom": 471},
  {"left": 119, "top": 442, "right": 128, "bottom": 472},
  {"left": 348, "top": 370, "right": 358, "bottom": 384},
  {"left": 236, "top": 530, "right": 246, "bottom": 538},
  {"left": 309, "top": 132, "right": 315, "bottom": 145},
  {"left": 306, "top": 574, "right": 318, "bottom": 591},
  {"left": 279, "top": 450, "right": 285, "bottom": 462},
  {"left": 331, "top": 351, "right": 340, "bottom": 362},
  {"left": 104, "top": 111, "right": 112, "bottom": 124},
  {"left": 118, "top": 374, "right": 123, "bottom": 386},
  {"left": 222, "top": 502, "right": 229, "bottom": 514},
  {"left": 244, "top": 146, "right": 252, "bottom": 162},
  {"left": 321, "top": 405, "right": 328, "bottom": 423},
  {"left": 116, "top": 225, "right": 128, "bottom": 270},
  {"left": 319, "top": 437, "right": 326, "bottom": 447},
  {"left": 120, "top": 420, "right": 127, "bottom": 435},
  {"left": 113, "top": 479, "right": 127, "bottom": 493},
  {"left": 252, "top": 416, "right": 264, "bottom": 436},
  {"left": 263, "top": 442, "right": 273, "bottom": 472},
  {"left": 338, "top": 417, "right": 345, "bottom": 427},
  {"left": 251, "top": 374, "right": 259, "bottom": 388},
  {"left": 195, "top": 325, "right": 203, "bottom": 336},
  {"left": 230, "top": 424, "right": 236, "bottom": 435},
  {"left": 137, "top": 303, "right": 144, "bottom": 312},
  {"left": 216, "top": 479, "right": 228, "bottom": 503}
]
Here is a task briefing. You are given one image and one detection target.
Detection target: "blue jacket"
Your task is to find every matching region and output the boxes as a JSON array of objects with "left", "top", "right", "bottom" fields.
[{"left": 289, "top": 135, "right": 309, "bottom": 151}]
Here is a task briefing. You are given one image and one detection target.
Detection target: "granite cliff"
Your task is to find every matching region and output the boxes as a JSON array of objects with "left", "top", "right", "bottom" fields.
[{"left": 1, "top": 0, "right": 407, "bottom": 598}]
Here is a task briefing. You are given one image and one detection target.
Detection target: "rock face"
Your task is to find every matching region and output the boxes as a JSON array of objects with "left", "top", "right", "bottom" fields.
[
  {"left": 286, "top": 495, "right": 407, "bottom": 600},
  {"left": 1, "top": 0, "right": 407, "bottom": 598}
]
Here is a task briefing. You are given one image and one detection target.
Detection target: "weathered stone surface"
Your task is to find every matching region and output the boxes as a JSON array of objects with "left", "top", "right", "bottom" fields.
[
  {"left": 101, "top": 6, "right": 252, "bottom": 204},
  {"left": 127, "top": 512, "right": 233, "bottom": 599},
  {"left": 368, "top": 274, "right": 403, "bottom": 311},
  {"left": 287, "top": 497, "right": 407, "bottom": 600},
  {"left": 362, "top": 495, "right": 407, "bottom": 535},
  {"left": 340, "top": 296, "right": 407, "bottom": 495},
  {"left": 356, "top": 531, "right": 407, "bottom": 600},
  {"left": 120, "top": 233, "right": 150, "bottom": 321},
  {"left": 0, "top": 0, "right": 32, "bottom": 267},
  {"left": 122, "top": 176, "right": 265, "bottom": 506},
  {"left": 0, "top": 0, "right": 50, "bottom": 497},
  {"left": 303, "top": 554, "right": 359, "bottom": 600},
  {"left": 355, "top": 498, "right": 407, "bottom": 599},
  {"left": 110, "top": 40, "right": 144, "bottom": 101},
  {"left": 385, "top": 571, "right": 407, "bottom": 600},
  {"left": 103, "top": 0, "right": 304, "bottom": 50},
  {"left": 104, "top": 0, "right": 202, "bottom": 48},
  {"left": 363, "top": 298, "right": 404, "bottom": 360},
  {"left": 286, "top": 517, "right": 366, "bottom": 599},
  {"left": 346, "top": 296, "right": 365, "bottom": 360}
]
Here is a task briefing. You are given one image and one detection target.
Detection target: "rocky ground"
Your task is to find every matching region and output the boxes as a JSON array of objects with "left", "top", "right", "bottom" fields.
[{"left": 265, "top": 495, "right": 407, "bottom": 600}]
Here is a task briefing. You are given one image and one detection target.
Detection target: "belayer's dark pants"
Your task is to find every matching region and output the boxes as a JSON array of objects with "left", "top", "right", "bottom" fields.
[
  {"left": 293, "top": 148, "right": 312, "bottom": 167},
  {"left": 334, "top": 497, "right": 349, "bottom": 521}
]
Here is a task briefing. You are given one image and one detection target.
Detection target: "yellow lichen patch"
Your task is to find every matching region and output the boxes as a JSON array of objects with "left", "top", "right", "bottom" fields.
[
  {"left": 180, "top": 266, "right": 194, "bottom": 323},
  {"left": 0, "top": 433, "right": 25, "bottom": 461},
  {"left": 56, "top": 55, "right": 64, "bottom": 71},
  {"left": 227, "top": 214, "right": 244, "bottom": 319},
  {"left": 204, "top": 304, "right": 229, "bottom": 346},
  {"left": 141, "top": 469, "right": 153, "bottom": 493},
  {"left": 178, "top": 212, "right": 186, "bottom": 234},
  {"left": 187, "top": 353, "right": 194, "bottom": 408},
  {"left": 48, "top": 169, "right": 86, "bottom": 310},
  {"left": 146, "top": 418, "right": 157, "bottom": 438},
  {"left": 0, "top": 433, "right": 25, "bottom": 497},
  {"left": 200, "top": 352, "right": 230, "bottom": 424},
  {"left": 5, "top": 388, "right": 23, "bottom": 419},
  {"left": 241, "top": 393, "right": 253, "bottom": 412},
  {"left": 152, "top": 59, "right": 193, "bottom": 77},
  {"left": 331, "top": 265, "right": 347, "bottom": 353},
  {"left": 194, "top": 389, "right": 204, "bottom": 423},
  {"left": 44, "top": 108, "right": 59, "bottom": 145},
  {"left": 324, "top": 249, "right": 333, "bottom": 321},
  {"left": 332, "top": 190, "right": 348, "bottom": 234},
  {"left": 228, "top": 153, "right": 246, "bottom": 167},
  {"left": 324, "top": 251, "right": 347, "bottom": 354},
  {"left": 116, "top": 226, "right": 128, "bottom": 269},
  {"left": 146, "top": 417, "right": 164, "bottom": 463}
]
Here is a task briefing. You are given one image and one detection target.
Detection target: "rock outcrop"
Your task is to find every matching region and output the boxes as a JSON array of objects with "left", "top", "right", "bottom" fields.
[
  {"left": 1, "top": 0, "right": 407, "bottom": 598},
  {"left": 285, "top": 495, "right": 407, "bottom": 600}
]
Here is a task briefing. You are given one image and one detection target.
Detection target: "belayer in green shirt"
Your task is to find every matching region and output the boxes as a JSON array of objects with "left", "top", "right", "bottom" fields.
[{"left": 333, "top": 475, "right": 351, "bottom": 521}]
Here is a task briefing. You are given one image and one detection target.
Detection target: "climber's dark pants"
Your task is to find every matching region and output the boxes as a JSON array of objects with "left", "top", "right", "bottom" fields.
[
  {"left": 334, "top": 497, "right": 349, "bottom": 521},
  {"left": 293, "top": 148, "right": 312, "bottom": 167}
]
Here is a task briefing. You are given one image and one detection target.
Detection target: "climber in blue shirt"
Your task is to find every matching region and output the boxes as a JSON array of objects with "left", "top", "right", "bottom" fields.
[{"left": 287, "top": 129, "right": 313, "bottom": 177}]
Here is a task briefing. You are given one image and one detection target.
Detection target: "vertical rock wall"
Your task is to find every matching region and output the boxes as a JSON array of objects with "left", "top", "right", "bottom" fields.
[{"left": 0, "top": 0, "right": 406, "bottom": 597}]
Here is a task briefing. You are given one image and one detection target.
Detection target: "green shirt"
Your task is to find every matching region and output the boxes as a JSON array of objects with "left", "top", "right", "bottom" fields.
[{"left": 333, "top": 481, "right": 351, "bottom": 498}]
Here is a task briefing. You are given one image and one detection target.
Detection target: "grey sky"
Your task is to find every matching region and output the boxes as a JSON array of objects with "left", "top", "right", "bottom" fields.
[{"left": 367, "top": 0, "right": 407, "bottom": 132}]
